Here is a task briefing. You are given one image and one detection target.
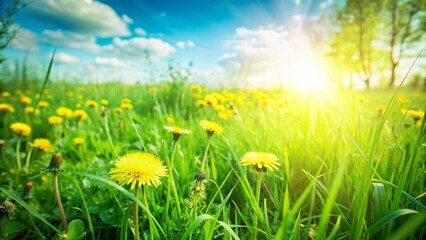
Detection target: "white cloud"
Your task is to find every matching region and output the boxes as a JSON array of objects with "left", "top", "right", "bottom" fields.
[
  {"left": 42, "top": 29, "right": 100, "bottom": 52},
  {"left": 122, "top": 14, "right": 133, "bottom": 24},
  {"left": 176, "top": 40, "right": 195, "bottom": 49},
  {"left": 95, "top": 57, "right": 124, "bottom": 67},
  {"left": 28, "top": 0, "right": 130, "bottom": 37},
  {"left": 54, "top": 52, "right": 79, "bottom": 64},
  {"left": 104, "top": 37, "right": 175, "bottom": 61},
  {"left": 134, "top": 28, "right": 146, "bottom": 36},
  {"left": 10, "top": 25, "right": 39, "bottom": 51}
]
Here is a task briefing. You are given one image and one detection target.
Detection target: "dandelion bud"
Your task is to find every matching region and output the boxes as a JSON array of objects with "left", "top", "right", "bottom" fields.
[
  {"left": 43, "top": 152, "right": 64, "bottom": 172},
  {"left": 23, "top": 181, "right": 33, "bottom": 202},
  {"left": 0, "top": 201, "right": 17, "bottom": 219},
  {"left": 102, "top": 108, "right": 110, "bottom": 117}
]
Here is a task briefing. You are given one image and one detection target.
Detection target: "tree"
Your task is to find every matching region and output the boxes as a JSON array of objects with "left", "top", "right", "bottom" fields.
[
  {"left": 0, "top": 0, "right": 22, "bottom": 64},
  {"left": 384, "top": 0, "right": 426, "bottom": 87},
  {"left": 326, "top": 0, "right": 383, "bottom": 89}
]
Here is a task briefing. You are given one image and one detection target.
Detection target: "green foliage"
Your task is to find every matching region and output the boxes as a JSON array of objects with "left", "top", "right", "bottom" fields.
[{"left": 0, "top": 78, "right": 425, "bottom": 239}]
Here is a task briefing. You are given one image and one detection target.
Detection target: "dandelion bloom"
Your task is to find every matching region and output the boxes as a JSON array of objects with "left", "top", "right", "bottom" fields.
[
  {"left": 20, "top": 96, "right": 32, "bottom": 105},
  {"left": 73, "top": 137, "right": 85, "bottom": 146},
  {"left": 10, "top": 123, "right": 31, "bottom": 137},
  {"left": 25, "top": 107, "right": 40, "bottom": 115},
  {"left": 56, "top": 107, "right": 73, "bottom": 118},
  {"left": 74, "top": 110, "right": 88, "bottom": 120},
  {"left": 110, "top": 152, "right": 167, "bottom": 189},
  {"left": 149, "top": 87, "right": 158, "bottom": 94},
  {"left": 33, "top": 138, "right": 53, "bottom": 152},
  {"left": 240, "top": 152, "right": 280, "bottom": 172},
  {"left": 48, "top": 116, "right": 63, "bottom": 125},
  {"left": 197, "top": 100, "right": 207, "bottom": 107},
  {"left": 101, "top": 99, "right": 109, "bottom": 106},
  {"left": 204, "top": 94, "right": 218, "bottom": 106},
  {"left": 164, "top": 125, "right": 191, "bottom": 141},
  {"left": 0, "top": 103, "right": 15, "bottom": 113},
  {"left": 1, "top": 92, "right": 11, "bottom": 97},
  {"left": 403, "top": 109, "right": 424, "bottom": 122},
  {"left": 167, "top": 116, "right": 174, "bottom": 125},
  {"left": 85, "top": 100, "right": 98, "bottom": 108},
  {"left": 121, "top": 98, "right": 131, "bottom": 104},
  {"left": 115, "top": 107, "right": 123, "bottom": 113},
  {"left": 199, "top": 120, "right": 223, "bottom": 135},
  {"left": 121, "top": 102, "right": 134, "bottom": 110},
  {"left": 38, "top": 101, "right": 49, "bottom": 108}
]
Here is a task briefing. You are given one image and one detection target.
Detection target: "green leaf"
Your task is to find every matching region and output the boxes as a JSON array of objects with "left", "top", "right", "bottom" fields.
[
  {"left": 367, "top": 209, "right": 418, "bottom": 237},
  {"left": 66, "top": 219, "right": 86, "bottom": 240}
]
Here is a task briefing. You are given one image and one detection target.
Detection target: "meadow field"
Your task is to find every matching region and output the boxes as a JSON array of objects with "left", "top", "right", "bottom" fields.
[{"left": 0, "top": 77, "right": 425, "bottom": 239}]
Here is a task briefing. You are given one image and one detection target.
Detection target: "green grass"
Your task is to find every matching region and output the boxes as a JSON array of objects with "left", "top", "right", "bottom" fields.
[{"left": 0, "top": 78, "right": 425, "bottom": 239}]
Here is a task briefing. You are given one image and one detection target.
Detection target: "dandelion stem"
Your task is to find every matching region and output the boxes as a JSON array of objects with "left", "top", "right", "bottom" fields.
[
  {"left": 169, "top": 140, "right": 181, "bottom": 215},
  {"left": 104, "top": 116, "right": 119, "bottom": 158},
  {"left": 143, "top": 186, "right": 154, "bottom": 240},
  {"left": 253, "top": 171, "right": 263, "bottom": 240},
  {"left": 53, "top": 172, "right": 68, "bottom": 232},
  {"left": 24, "top": 147, "right": 33, "bottom": 174},
  {"left": 200, "top": 135, "right": 212, "bottom": 173},
  {"left": 15, "top": 137, "right": 22, "bottom": 171},
  {"left": 127, "top": 112, "right": 147, "bottom": 152},
  {"left": 133, "top": 187, "right": 140, "bottom": 240}
]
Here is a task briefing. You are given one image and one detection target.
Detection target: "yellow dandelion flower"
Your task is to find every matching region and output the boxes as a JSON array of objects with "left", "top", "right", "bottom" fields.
[
  {"left": 20, "top": 96, "right": 32, "bottom": 105},
  {"left": 85, "top": 100, "right": 98, "bottom": 108},
  {"left": 67, "top": 92, "right": 74, "bottom": 97},
  {"left": 164, "top": 125, "right": 191, "bottom": 141},
  {"left": 73, "top": 137, "right": 85, "bottom": 146},
  {"left": 109, "top": 152, "right": 167, "bottom": 189},
  {"left": 149, "top": 87, "right": 158, "bottom": 94},
  {"left": 167, "top": 116, "right": 174, "bottom": 125},
  {"left": 214, "top": 105, "right": 226, "bottom": 112},
  {"left": 199, "top": 120, "right": 223, "bottom": 135},
  {"left": 1, "top": 92, "right": 11, "bottom": 97},
  {"left": 48, "top": 116, "right": 63, "bottom": 125},
  {"left": 197, "top": 100, "right": 207, "bottom": 107},
  {"left": 101, "top": 99, "right": 109, "bottom": 106},
  {"left": 0, "top": 103, "right": 15, "bottom": 113},
  {"left": 190, "top": 85, "right": 203, "bottom": 93},
  {"left": 56, "top": 107, "right": 73, "bottom": 118},
  {"left": 25, "top": 107, "right": 40, "bottom": 115},
  {"left": 240, "top": 152, "right": 280, "bottom": 172},
  {"left": 33, "top": 138, "right": 53, "bottom": 152},
  {"left": 402, "top": 109, "right": 424, "bottom": 122},
  {"left": 74, "top": 109, "right": 88, "bottom": 120},
  {"left": 121, "top": 98, "right": 131, "bottom": 104},
  {"left": 204, "top": 94, "right": 218, "bottom": 106},
  {"left": 121, "top": 102, "right": 134, "bottom": 110},
  {"left": 38, "top": 101, "right": 49, "bottom": 108},
  {"left": 10, "top": 122, "right": 31, "bottom": 137},
  {"left": 219, "top": 112, "right": 229, "bottom": 120},
  {"left": 396, "top": 97, "right": 409, "bottom": 103},
  {"left": 115, "top": 107, "right": 123, "bottom": 113}
]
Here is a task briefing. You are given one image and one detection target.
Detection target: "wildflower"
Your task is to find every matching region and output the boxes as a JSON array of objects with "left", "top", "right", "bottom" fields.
[
  {"left": 197, "top": 100, "right": 207, "bottom": 107},
  {"left": 33, "top": 138, "right": 53, "bottom": 152},
  {"left": 164, "top": 125, "right": 192, "bottom": 141},
  {"left": 22, "top": 182, "right": 32, "bottom": 202},
  {"left": 48, "top": 116, "right": 63, "bottom": 125},
  {"left": 149, "top": 87, "right": 158, "bottom": 94},
  {"left": 66, "top": 92, "right": 74, "bottom": 97},
  {"left": 403, "top": 109, "right": 424, "bottom": 122},
  {"left": 115, "top": 107, "right": 123, "bottom": 114},
  {"left": 74, "top": 109, "right": 88, "bottom": 120},
  {"left": 121, "top": 102, "right": 134, "bottom": 110},
  {"left": 56, "top": 107, "right": 73, "bottom": 118},
  {"left": 0, "top": 201, "right": 17, "bottom": 220},
  {"left": 190, "top": 85, "right": 203, "bottom": 93},
  {"left": 73, "top": 137, "right": 85, "bottom": 146},
  {"left": 109, "top": 152, "right": 167, "bottom": 189},
  {"left": 377, "top": 108, "right": 385, "bottom": 117},
  {"left": 219, "top": 112, "right": 229, "bottom": 120},
  {"left": 204, "top": 94, "right": 218, "bottom": 106},
  {"left": 358, "top": 97, "right": 367, "bottom": 103},
  {"left": 0, "top": 103, "right": 15, "bottom": 113},
  {"left": 167, "top": 116, "right": 174, "bottom": 125},
  {"left": 1, "top": 92, "right": 11, "bottom": 98},
  {"left": 20, "top": 95, "right": 32, "bottom": 105},
  {"left": 38, "top": 101, "right": 49, "bottom": 108},
  {"left": 85, "top": 100, "right": 98, "bottom": 108},
  {"left": 10, "top": 122, "right": 31, "bottom": 137},
  {"left": 199, "top": 120, "right": 223, "bottom": 136},
  {"left": 241, "top": 152, "right": 280, "bottom": 172},
  {"left": 396, "top": 97, "right": 409, "bottom": 103},
  {"left": 214, "top": 105, "right": 226, "bottom": 112},
  {"left": 121, "top": 98, "right": 131, "bottom": 104},
  {"left": 101, "top": 99, "right": 109, "bottom": 105},
  {"left": 101, "top": 108, "right": 110, "bottom": 116},
  {"left": 43, "top": 152, "right": 63, "bottom": 172},
  {"left": 25, "top": 107, "right": 40, "bottom": 115}
]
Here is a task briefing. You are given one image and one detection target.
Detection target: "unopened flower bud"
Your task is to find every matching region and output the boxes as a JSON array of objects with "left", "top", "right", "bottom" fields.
[
  {"left": 43, "top": 152, "right": 63, "bottom": 172},
  {"left": 23, "top": 181, "right": 33, "bottom": 202}
]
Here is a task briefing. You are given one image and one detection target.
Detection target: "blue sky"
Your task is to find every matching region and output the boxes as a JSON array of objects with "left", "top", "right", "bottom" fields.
[{"left": 3, "top": 0, "right": 335, "bottom": 86}]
